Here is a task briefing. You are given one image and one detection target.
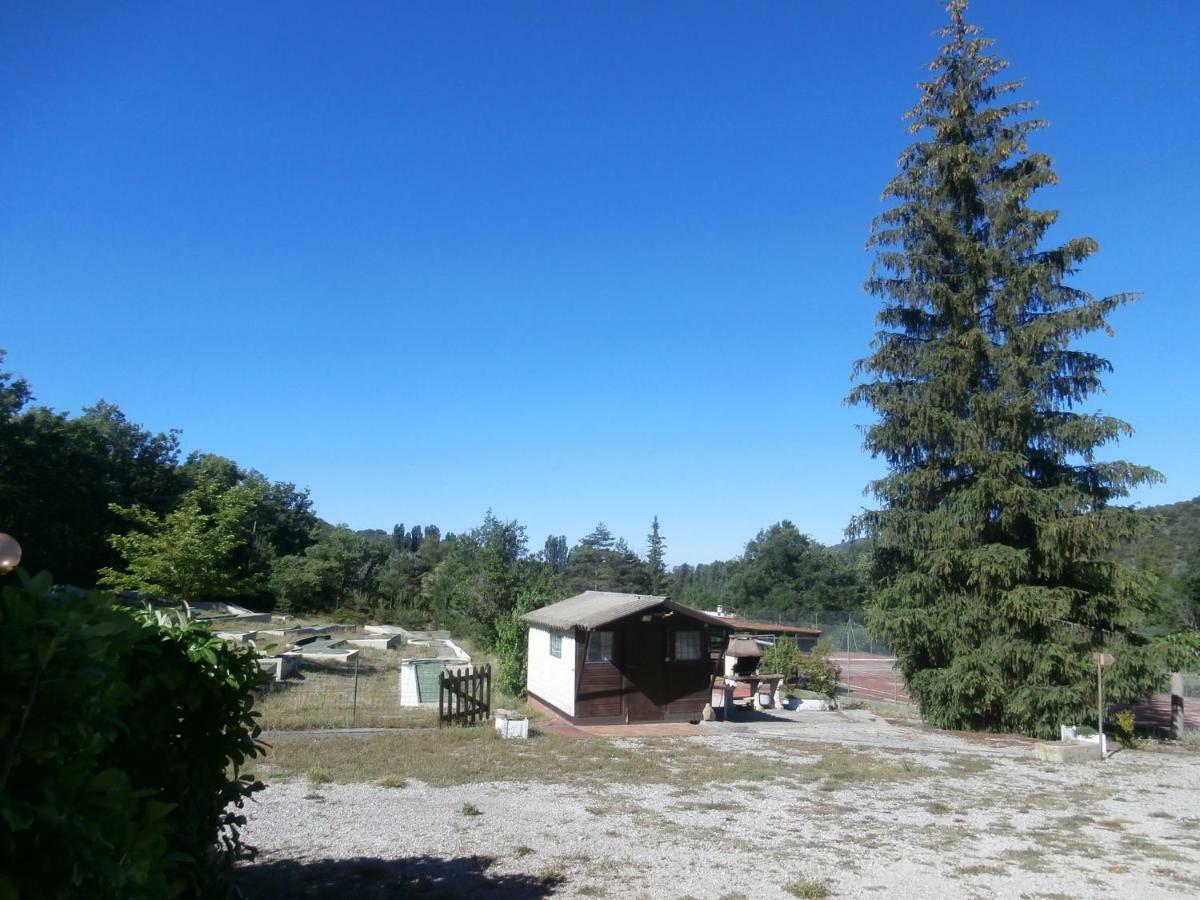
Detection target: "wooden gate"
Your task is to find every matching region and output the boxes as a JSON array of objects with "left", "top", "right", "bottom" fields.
[{"left": 439, "top": 664, "right": 492, "bottom": 726}]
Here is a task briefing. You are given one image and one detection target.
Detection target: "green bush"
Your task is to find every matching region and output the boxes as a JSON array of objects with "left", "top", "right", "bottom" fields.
[
  {"left": 0, "top": 571, "right": 264, "bottom": 899},
  {"left": 759, "top": 637, "right": 804, "bottom": 681},
  {"left": 1113, "top": 709, "right": 1138, "bottom": 749},
  {"left": 491, "top": 592, "right": 545, "bottom": 698},
  {"left": 798, "top": 644, "right": 841, "bottom": 700}
]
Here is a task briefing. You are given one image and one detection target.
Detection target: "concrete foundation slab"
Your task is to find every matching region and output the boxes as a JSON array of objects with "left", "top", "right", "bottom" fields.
[{"left": 1034, "top": 740, "right": 1102, "bottom": 763}]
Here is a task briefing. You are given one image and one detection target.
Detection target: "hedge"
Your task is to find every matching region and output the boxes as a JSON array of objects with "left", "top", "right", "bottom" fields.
[{"left": 0, "top": 570, "right": 264, "bottom": 899}]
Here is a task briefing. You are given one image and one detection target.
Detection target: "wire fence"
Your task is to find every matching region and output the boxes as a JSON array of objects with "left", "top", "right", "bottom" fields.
[
  {"left": 254, "top": 649, "right": 437, "bottom": 730},
  {"left": 734, "top": 608, "right": 893, "bottom": 657},
  {"left": 731, "top": 608, "right": 910, "bottom": 705},
  {"left": 1181, "top": 671, "right": 1200, "bottom": 699}
]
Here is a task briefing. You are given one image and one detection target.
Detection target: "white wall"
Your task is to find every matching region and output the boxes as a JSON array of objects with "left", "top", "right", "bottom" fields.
[{"left": 526, "top": 625, "right": 576, "bottom": 716}]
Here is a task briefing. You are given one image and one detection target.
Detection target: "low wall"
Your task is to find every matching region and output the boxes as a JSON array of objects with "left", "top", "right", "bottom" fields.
[{"left": 258, "top": 654, "right": 303, "bottom": 682}]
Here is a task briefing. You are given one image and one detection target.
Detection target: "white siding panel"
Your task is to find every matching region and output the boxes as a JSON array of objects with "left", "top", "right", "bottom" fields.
[{"left": 527, "top": 625, "right": 575, "bottom": 716}]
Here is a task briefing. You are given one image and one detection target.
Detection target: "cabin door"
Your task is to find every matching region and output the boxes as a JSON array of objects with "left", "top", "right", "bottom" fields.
[{"left": 623, "top": 621, "right": 666, "bottom": 721}]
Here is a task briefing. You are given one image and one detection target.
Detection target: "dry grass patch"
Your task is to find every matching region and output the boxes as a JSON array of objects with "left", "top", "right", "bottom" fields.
[
  {"left": 262, "top": 728, "right": 732, "bottom": 788},
  {"left": 942, "top": 754, "right": 995, "bottom": 775},
  {"left": 784, "top": 878, "right": 831, "bottom": 899},
  {"left": 683, "top": 800, "right": 741, "bottom": 812},
  {"left": 260, "top": 728, "right": 1008, "bottom": 795},
  {"left": 810, "top": 751, "right": 931, "bottom": 790},
  {"left": 1152, "top": 866, "right": 1200, "bottom": 891},
  {"left": 1118, "top": 834, "right": 1189, "bottom": 862},
  {"left": 914, "top": 823, "right": 967, "bottom": 852},
  {"left": 957, "top": 863, "right": 1006, "bottom": 877},
  {"left": 1002, "top": 847, "right": 1051, "bottom": 873}
]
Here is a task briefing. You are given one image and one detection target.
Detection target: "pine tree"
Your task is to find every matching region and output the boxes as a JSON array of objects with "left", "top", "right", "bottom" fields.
[
  {"left": 646, "top": 515, "right": 667, "bottom": 595},
  {"left": 850, "top": 1, "right": 1162, "bottom": 737}
]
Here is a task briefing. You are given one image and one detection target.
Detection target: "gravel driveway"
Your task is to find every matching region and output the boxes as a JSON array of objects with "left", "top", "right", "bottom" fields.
[{"left": 236, "top": 709, "right": 1200, "bottom": 899}]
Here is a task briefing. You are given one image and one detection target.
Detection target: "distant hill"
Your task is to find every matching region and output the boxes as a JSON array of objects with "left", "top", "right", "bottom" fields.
[
  {"left": 832, "top": 498, "right": 1199, "bottom": 628},
  {"left": 828, "top": 537, "right": 870, "bottom": 566},
  {"left": 1124, "top": 496, "right": 1200, "bottom": 580},
  {"left": 833, "top": 497, "right": 1199, "bottom": 575}
]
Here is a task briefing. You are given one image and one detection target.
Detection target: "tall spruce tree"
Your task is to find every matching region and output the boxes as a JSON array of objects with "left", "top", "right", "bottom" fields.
[
  {"left": 850, "top": 1, "right": 1162, "bottom": 737},
  {"left": 646, "top": 515, "right": 667, "bottom": 594}
]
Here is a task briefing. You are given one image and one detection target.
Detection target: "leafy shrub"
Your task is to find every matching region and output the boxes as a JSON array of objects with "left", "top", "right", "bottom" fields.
[
  {"left": 1113, "top": 709, "right": 1138, "bottom": 749},
  {"left": 0, "top": 570, "right": 264, "bottom": 899},
  {"left": 491, "top": 592, "right": 545, "bottom": 697},
  {"left": 759, "top": 637, "right": 804, "bottom": 681},
  {"left": 797, "top": 644, "right": 841, "bottom": 700}
]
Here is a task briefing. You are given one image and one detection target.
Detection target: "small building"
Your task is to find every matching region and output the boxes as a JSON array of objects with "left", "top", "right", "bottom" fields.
[{"left": 522, "top": 591, "right": 730, "bottom": 724}]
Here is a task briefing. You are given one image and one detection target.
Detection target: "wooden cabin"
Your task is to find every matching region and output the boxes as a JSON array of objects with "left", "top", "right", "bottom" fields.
[{"left": 522, "top": 591, "right": 730, "bottom": 724}]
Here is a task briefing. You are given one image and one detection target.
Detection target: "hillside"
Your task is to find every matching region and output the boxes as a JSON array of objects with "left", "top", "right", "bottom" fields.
[
  {"left": 834, "top": 498, "right": 1199, "bottom": 629},
  {"left": 1125, "top": 496, "right": 1200, "bottom": 578}
]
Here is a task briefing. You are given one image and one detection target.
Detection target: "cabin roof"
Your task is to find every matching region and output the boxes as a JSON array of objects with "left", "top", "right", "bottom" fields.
[{"left": 522, "top": 590, "right": 729, "bottom": 631}]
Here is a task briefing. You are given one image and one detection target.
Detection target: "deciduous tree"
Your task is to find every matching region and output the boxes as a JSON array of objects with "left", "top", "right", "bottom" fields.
[{"left": 99, "top": 479, "right": 266, "bottom": 601}]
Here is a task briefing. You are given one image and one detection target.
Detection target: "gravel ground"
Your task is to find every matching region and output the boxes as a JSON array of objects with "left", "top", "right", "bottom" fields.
[{"left": 236, "top": 711, "right": 1200, "bottom": 899}]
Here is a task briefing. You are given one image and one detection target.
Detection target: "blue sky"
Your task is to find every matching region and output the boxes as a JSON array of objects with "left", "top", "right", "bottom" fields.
[{"left": 3, "top": 1, "right": 1197, "bottom": 565}]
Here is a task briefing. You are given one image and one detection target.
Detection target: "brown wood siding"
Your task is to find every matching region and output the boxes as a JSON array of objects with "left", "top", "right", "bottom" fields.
[
  {"left": 576, "top": 628, "right": 623, "bottom": 718},
  {"left": 662, "top": 624, "right": 712, "bottom": 718},
  {"left": 663, "top": 664, "right": 711, "bottom": 718},
  {"left": 577, "top": 663, "right": 624, "bottom": 717},
  {"left": 622, "top": 620, "right": 666, "bottom": 721},
  {"left": 569, "top": 608, "right": 721, "bottom": 723}
]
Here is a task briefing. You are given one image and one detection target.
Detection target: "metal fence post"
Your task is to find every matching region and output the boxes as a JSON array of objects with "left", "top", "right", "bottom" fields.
[
  {"left": 351, "top": 653, "right": 360, "bottom": 727},
  {"left": 846, "top": 612, "right": 852, "bottom": 699}
]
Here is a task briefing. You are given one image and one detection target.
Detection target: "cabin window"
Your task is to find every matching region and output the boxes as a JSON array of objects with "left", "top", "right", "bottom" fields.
[
  {"left": 549, "top": 632, "right": 563, "bottom": 658},
  {"left": 674, "top": 630, "right": 702, "bottom": 661},
  {"left": 586, "top": 630, "right": 613, "bottom": 663}
]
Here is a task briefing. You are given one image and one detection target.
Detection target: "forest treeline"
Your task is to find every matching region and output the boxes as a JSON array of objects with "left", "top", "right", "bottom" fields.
[
  {"left": 1, "top": 351, "right": 1194, "bottom": 647},
  {"left": 0, "top": 353, "right": 864, "bottom": 645}
]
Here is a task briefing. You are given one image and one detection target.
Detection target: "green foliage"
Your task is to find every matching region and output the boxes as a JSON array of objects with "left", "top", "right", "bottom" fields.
[
  {"left": 646, "top": 516, "right": 667, "bottom": 595},
  {"left": 425, "top": 512, "right": 545, "bottom": 644},
  {"left": 492, "top": 592, "right": 545, "bottom": 697},
  {"left": 726, "top": 522, "right": 865, "bottom": 617},
  {"left": 0, "top": 570, "right": 264, "bottom": 899},
  {"left": 542, "top": 534, "right": 569, "bottom": 573},
  {"left": 269, "top": 525, "right": 390, "bottom": 616},
  {"left": 1113, "top": 709, "right": 1137, "bottom": 749},
  {"left": 670, "top": 560, "right": 736, "bottom": 610},
  {"left": 563, "top": 522, "right": 649, "bottom": 595},
  {"left": 0, "top": 363, "right": 184, "bottom": 586},
  {"left": 849, "top": 2, "right": 1162, "bottom": 737},
  {"left": 1155, "top": 629, "right": 1200, "bottom": 672},
  {"left": 759, "top": 636, "right": 804, "bottom": 680},
  {"left": 266, "top": 511, "right": 559, "bottom": 644},
  {"left": 0, "top": 354, "right": 316, "bottom": 595},
  {"left": 100, "top": 477, "right": 268, "bottom": 601},
  {"left": 670, "top": 524, "right": 866, "bottom": 621},
  {"left": 798, "top": 645, "right": 841, "bottom": 700},
  {"left": 1117, "top": 497, "right": 1200, "bottom": 630}
]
